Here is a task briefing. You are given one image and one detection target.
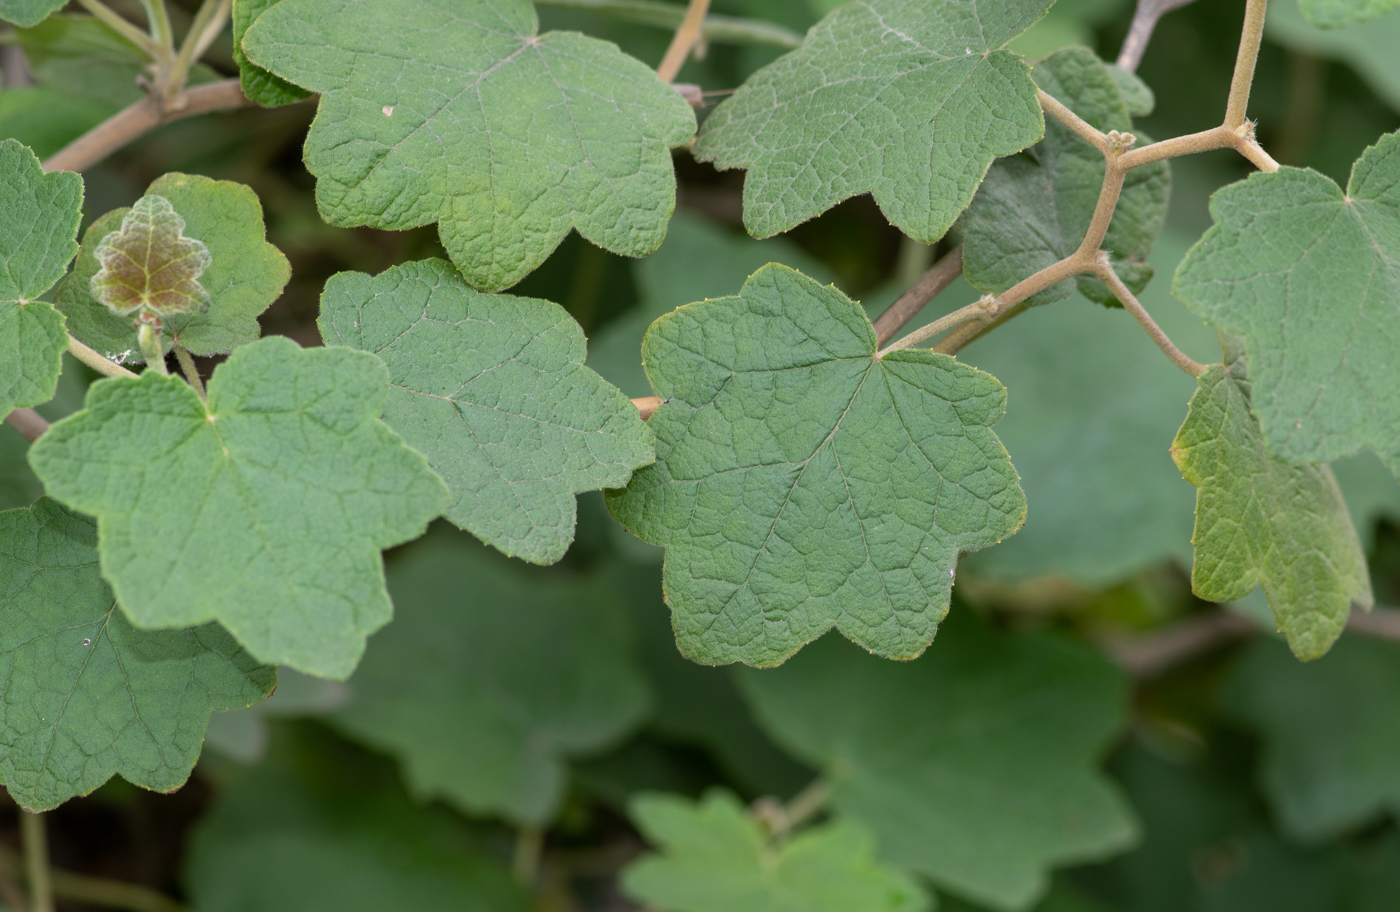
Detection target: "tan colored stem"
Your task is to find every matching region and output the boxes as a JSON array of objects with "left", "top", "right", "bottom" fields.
[
  {"left": 932, "top": 255, "right": 1093, "bottom": 355},
  {"left": 880, "top": 295, "right": 995, "bottom": 355},
  {"left": 872, "top": 245, "right": 965, "bottom": 347},
  {"left": 656, "top": 0, "right": 711, "bottom": 83},
  {"left": 1226, "top": 0, "right": 1269, "bottom": 127},
  {"left": 1096, "top": 261, "right": 1208, "bottom": 377},
  {"left": 633, "top": 396, "right": 662, "bottom": 420},
  {"left": 1227, "top": 130, "right": 1281, "bottom": 172},
  {"left": 1119, "top": 125, "right": 1233, "bottom": 168},
  {"left": 1039, "top": 90, "right": 1110, "bottom": 155},
  {"left": 4, "top": 408, "right": 49, "bottom": 442},
  {"left": 1117, "top": 0, "right": 1200, "bottom": 72},
  {"left": 67, "top": 336, "right": 138, "bottom": 380}
]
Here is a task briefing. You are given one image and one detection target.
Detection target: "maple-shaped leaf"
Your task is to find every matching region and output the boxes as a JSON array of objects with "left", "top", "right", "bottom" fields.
[
  {"left": 0, "top": 0, "right": 65, "bottom": 27},
  {"left": 241, "top": 0, "right": 697, "bottom": 292},
  {"left": 0, "top": 139, "right": 81, "bottom": 421},
  {"left": 623, "top": 790, "right": 929, "bottom": 912},
  {"left": 961, "top": 46, "right": 1170, "bottom": 308},
  {"left": 319, "top": 259, "right": 653, "bottom": 565},
  {"left": 1171, "top": 340, "right": 1372, "bottom": 660},
  {"left": 606, "top": 265, "right": 1025, "bottom": 668},
  {"left": 0, "top": 498, "right": 274, "bottom": 811},
  {"left": 329, "top": 527, "right": 650, "bottom": 826},
  {"left": 737, "top": 614, "right": 1137, "bottom": 911},
  {"left": 232, "top": 0, "right": 309, "bottom": 107},
  {"left": 1301, "top": 0, "right": 1400, "bottom": 28},
  {"left": 58, "top": 173, "right": 290, "bottom": 364},
  {"left": 28, "top": 336, "right": 450, "bottom": 679},
  {"left": 1173, "top": 129, "right": 1400, "bottom": 476},
  {"left": 692, "top": 0, "right": 1049, "bottom": 242}
]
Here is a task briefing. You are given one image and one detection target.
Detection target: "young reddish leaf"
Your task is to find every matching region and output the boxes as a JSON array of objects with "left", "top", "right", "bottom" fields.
[{"left": 90, "top": 194, "right": 212, "bottom": 321}]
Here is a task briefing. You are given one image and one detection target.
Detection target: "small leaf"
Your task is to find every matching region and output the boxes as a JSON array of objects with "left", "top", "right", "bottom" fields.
[
  {"left": 319, "top": 259, "right": 653, "bottom": 565},
  {"left": 0, "top": 138, "right": 81, "bottom": 421},
  {"left": 961, "top": 46, "right": 1170, "bottom": 309},
  {"left": 693, "top": 0, "right": 1049, "bottom": 241},
  {"left": 606, "top": 265, "right": 1025, "bottom": 668},
  {"left": 0, "top": 0, "right": 66, "bottom": 28},
  {"left": 1173, "top": 129, "right": 1400, "bottom": 475},
  {"left": 1300, "top": 0, "right": 1400, "bottom": 28},
  {"left": 329, "top": 527, "right": 650, "bottom": 826},
  {"left": 232, "top": 0, "right": 310, "bottom": 107},
  {"left": 242, "top": 0, "right": 696, "bottom": 291},
  {"left": 0, "top": 498, "right": 275, "bottom": 811},
  {"left": 89, "top": 194, "right": 213, "bottom": 320},
  {"left": 623, "top": 790, "right": 930, "bottom": 912},
  {"left": 1170, "top": 342, "right": 1372, "bottom": 660},
  {"left": 737, "top": 614, "right": 1137, "bottom": 910},
  {"left": 28, "top": 336, "right": 450, "bottom": 679}
]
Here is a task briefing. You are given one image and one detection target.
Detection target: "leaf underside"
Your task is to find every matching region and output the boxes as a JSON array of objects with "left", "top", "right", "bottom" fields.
[{"left": 232, "top": 0, "right": 311, "bottom": 107}]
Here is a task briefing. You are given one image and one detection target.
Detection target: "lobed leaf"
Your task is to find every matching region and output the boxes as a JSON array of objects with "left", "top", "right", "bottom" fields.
[
  {"left": 0, "top": 0, "right": 65, "bottom": 27},
  {"left": 242, "top": 0, "right": 697, "bottom": 292},
  {"left": 1170, "top": 342, "right": 1372, "bottom": 660},
  {"left": 28, "top": 336, "right": 450, "bottom": 679},
  {"left": 693, "top": 0, "right": 1049, "bottom": 242},
  {"left": 1300, "top": 0, "right": 1400, "bottom": 28},
  {"left": 624, "top": 790, "right": 929, "bottom": 912},
  {"left": 232, "top": 0, "right": 311, "bottom": 107},
  {"left": 0, "top": 499, "right": 274, "bottom": 811},
  {"left": 607, "top": 265, "right": 1025, "bottom": 668},
  {"left": 89, "top": 194, "right": 213, "bottom": 319},
  {"left": 320, "top": 259, "right": 653, "bottom": 565}
]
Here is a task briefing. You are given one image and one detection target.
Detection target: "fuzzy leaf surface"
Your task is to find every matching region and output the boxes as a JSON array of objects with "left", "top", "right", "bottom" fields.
[
  {"left": 232, "top": 0, "right": 310, "bottom": 107},
  {"left": 331, "top": 528, "right": 650, "bottom": 826},
  {"left": 624, "top": 790, "right": 929, "bottom": 912},
  {"left": 89, "top": 194, "right": 212, "bottom": 318},
  {"left": 693, "top": 0, "right": 1049, "bottom": 241},
  {"left": 737, "top": 615, "right": 1136, "bottom": 910},
  {"left": 242, "top": 0, "right": 696, "bottom": 291},
  {"left": 0, "top": 499, "right": 274, "bottom": 811},
  {"left": 1300, "top": 0, "right": 1400, "bottom": 28},
  {"left": 28, "top": 336, "right": 449, "bottom": 679},
  {"left": 606, "top": 265, "right": 1025, "bottom": 667},
  {"left": 0, "top": 0, "right": 64, "bottom": 27},
  {"left": 961, "top": 46, "right": 1169, "bottom": 308},
  {"left": 1173, "top": 130, "right": 1400, "bottom": 475},
  {"left": 320, "top": 259, "right": 653, "bottom": 564},
  {"left": 1171, "top": 345, "right": 1372, "bottom": 659},
  {"left": 0, "top": 139, "right": 80, "bottom": 421},
  {"left": 58, "top": 173, "right": 289, "bottom": 364}
]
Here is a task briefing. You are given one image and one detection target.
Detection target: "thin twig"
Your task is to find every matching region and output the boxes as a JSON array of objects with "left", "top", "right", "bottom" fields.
[
  {"left": 880, "top": 295, "right": 995, "bottom": 355},
  {"left": 173, "top": 346, "right": 206, "bottom": 398},
  {"left": 43, "top": 79, "right": 251, "bottom": 174},
  {"left": 67, "top": 337, "right": 138, "bottom": 379},
  {"left": 872, "top": 245, "right": 965, "bottom": 346},
  {"left": 632, "top": 396, "right": 661, "bottom": 420},
  {"left": 1226, "top": 129, "right": 1281, "bottom": 172},
  {"left": 657, "top": 0, "right": 711, "bottom": 83},
  {"left": 1225, "top": 0, "right": 1269, "bottom": 128},
  {"left": 4, "top": 409, "right": 49, "bottom": 443},
  {"left": 932, "top": 255, "right": 1093, "bottom": 355},
  {"left": 165, "top": 0, "right": 230, "bottom": 105},
  {"left": 1119, "top": 125, "right": 1234, "bottom": 168},
  {"left": 1096, "top": 259, "right": 1208, "bottom": 377},
  {"left": 76, "top": 0, "right": 169, "bottom": 61},
  {"left": 141, "top": 0, "right": 175, "bottom": 50},
  {"left": 1117, "top": 0, "right": 1200, "bottom": 72},
  {"left": 20, "top": 813, "right": 52, "bottom": 912},
  {"left": 1039, "top": 90, "right": 1110, "bottom": 155},
  {"left": 533, "top": 0, "right": 801, "bottom": 48}
]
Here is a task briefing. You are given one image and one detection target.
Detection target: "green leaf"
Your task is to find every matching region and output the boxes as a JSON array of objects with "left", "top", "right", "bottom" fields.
[
  {"left": 57, "top": 173, "right": 290, "bottom": 364},
  {"left": 241, "top": 0, "right": 697, "bottom": 292},
  {"left": 232, "top": 0, "right": 311, "bottom": 107},
  {"left": 1173, "top": 130, "right": 1400, "bottom": 475},
  {"left": 1170, "top": 342, "right": 1372, "bottom": 660},
  {"left": 0, "top": 498, "right": 274, "bottom": 811},
  {"left": 623, "top": 789, "right": 930, "bottom": 912},
  {"left": 737, "top": 614, "right": 1137, "bottom": 910},
  {"left": 0, "top": 139, "right": 80, "bottom": 422},
  {"left": 0, "top": 88, "right": 113, "bottom": 159},
  {"left": 606, "top": 265, "right": 1025, "bottom": 667},
  {"left": 28, "top": 336, "right": 450, "bottom": 679},
  {"left": 1109, "top": 65, "right": 1155, "bottom": 118},
  {"left": 692, "top": 0, "right": 1049, "bottom": 242},
  {"left": 319, "top": 258, "right": 653, "bottom": 565},
  {"left": 961, "top": 47, "right": 1170, "bottom": 308},
  {"left": 1226, "top": 635, "right": 1400, "bottom": 840},
  {"left": 329, "top": 527, "right": 650, "bottom": 826},
  {"left": 1268, "top": 0, "right": 1400, "bottom": 111},
  {"left": 1300, "top": 0, "right": 1400, "bottom": 28},
  {"left": 0, "top": 0, "right": 64, "bottom": 27}
]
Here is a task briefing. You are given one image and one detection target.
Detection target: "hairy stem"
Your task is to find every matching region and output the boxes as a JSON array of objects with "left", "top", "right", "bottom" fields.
[
  {"left": 1119, "top": 125, "right": 1233, "bottom": 168},
  {"left": 880, "top": 295, "right": 994, "bottom": 355},
  {"left": 657, "top": 0, "right": 711, "bottom": 82},
  {"left": 532, "top": 0, "right": 801, "bottom": 48},
  {"left": 1096, "top": 261, "right": 1208, "bottom": 376},
  {"left": 20, "top": 812, "right": 52, "bottom": 912},
  {"left": 4, "top": 409, "right": 49, "bottom": 443},
  {"left": 872, "top": 245, "right": 965, "bottom": 346},
  {"left": 165, "top": 0, "right": 230, "bottom": 105},
  {"left": 68, "top": 336, "right": 138, "bottom": 380},
  {"left": 77, "top": 0, "right": 170, "bottom": 61},
  {"left": 1038, "top": 90, "right": 1110, "bottom": 155},
  {"left": 1226, "top": 0, "right": 1269, "bottom": 128},
  {"left": 174, "top": 346, "right": 206, "bottom": 398},
  {"left": 1117, "top": 0, "right": 1199, "bottom": 72}
]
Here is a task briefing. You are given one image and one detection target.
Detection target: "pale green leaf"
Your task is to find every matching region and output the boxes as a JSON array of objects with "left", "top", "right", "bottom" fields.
[
  {"left": 58, "top": 173, "right": 290, "bottom": 364},
  {"left": 319, "top": 258, "right": 653, "bottom": 565},
  {"left": 0, "top": 88, "right": 113, "bottom": 159},
  {"left": 28, "top": 336, "right": 450, "bottom": 679},
  {"left": 624, "top": 790, "right": 930, "bottom": 912},
  {"left": 203, "top": 666, "right": 348, "bottom": 765},
  {"left": 1300, "top": 0, "right": 1400, "bottom": 28},
  {"left": 692, "top": 0, "right": 1049, "bottom": 241},
  {"left": 961, "top": 46, "right": 1170, "bottom": 308},
  {"left": 330, "top": 527, "right": 650, "bottom": 826},
  {"left": 1173, "top": 130, "right": 1400, "bottom": 475},
  {"left": 232, "top": 0, "right": 310, "bottom": 107},
  {"left": 0, "top": 139, "right": 80, "bottom": 421},
  {"left": 0, "top": 0, "right": 64, "bottom": 27},
  {"left": 606, "top": 265, "right": 1025, "bottom": 667},
  {"left": 737, "top": 615, "right": 1137, "bottom": 910},
  {"left": 241, "top": 0, "right": 696, "bottom": 292},
  {"left": 1170, "top": 342, "right": 1372, "bottom": 660},
  {"left": 1268, "top": 0, "right": 1400, "bottom": 111},
  {"left": 0, "top": 498, "right": 274, "bottom": 811}
]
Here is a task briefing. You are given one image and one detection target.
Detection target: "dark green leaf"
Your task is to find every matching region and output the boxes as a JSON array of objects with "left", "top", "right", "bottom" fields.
[{"left": 232, "top": 0, "right": 310, "bottom": 107}]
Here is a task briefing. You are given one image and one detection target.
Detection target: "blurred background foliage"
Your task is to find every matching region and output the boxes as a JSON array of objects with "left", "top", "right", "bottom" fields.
[{"left": 2, "top": 0, "right": 1400, "bottom": 910}]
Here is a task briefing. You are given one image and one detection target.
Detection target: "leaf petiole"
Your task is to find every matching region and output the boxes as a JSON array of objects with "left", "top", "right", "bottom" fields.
[
  {"left": 76, "top": 0, "right": 171, "bottom": 63},
  {"left": 137, "top": 322, "right": 168, "bottom": 375}
]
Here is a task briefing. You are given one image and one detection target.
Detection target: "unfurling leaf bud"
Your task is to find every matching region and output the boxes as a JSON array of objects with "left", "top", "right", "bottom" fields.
[{"left": 90, "top": 194, "right": 212, "bottom": 322}]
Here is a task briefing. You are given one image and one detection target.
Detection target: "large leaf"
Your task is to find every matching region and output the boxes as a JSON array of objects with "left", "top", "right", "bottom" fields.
[
  {"left": 0, "top": 139, "right": 79, "bottom": 422},
  {"left": 241, "top": 0, "right": 697, "bottom": 292},
  {"left": 1173, "top": 129, "right": 1400, "bottom": 475},
  {"left": 607, "top": 265, "right": 1025, "bottom": 667},
  {"left": 330, "top": 527, "right": 650, "bottom": 826},
  {"left": 28, "top": 336, "right": 450, "bottom": 679},
  {"left": 737, "top": 615, "right": 1137, "bottom": 910},
  {"left": 623, "top": 789, "right": 930, "bottom": 912},
  {"left": 58, "top": 173, "right": 290, "bottom": 364},
  {"left": 0, "top": 499, "right": 274, "bottom": 811},
  {"left": 232, "top": 0, "right": 311, "bottom": 107},
  {"left": 1300, "top": 0, "right": 1400, "bottom": 28},
  {"left": 961, "top": 46, "right": 1170, "bottom": 308},
  {"left": 320, "top": 258, "right": 653, "bottom": 565},
  {"left": 1170, "top": 341, "right": 1372, "bottom": 660},
  {"left": 693, "top": 0, "right": 1049, "bottom": 242}
]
